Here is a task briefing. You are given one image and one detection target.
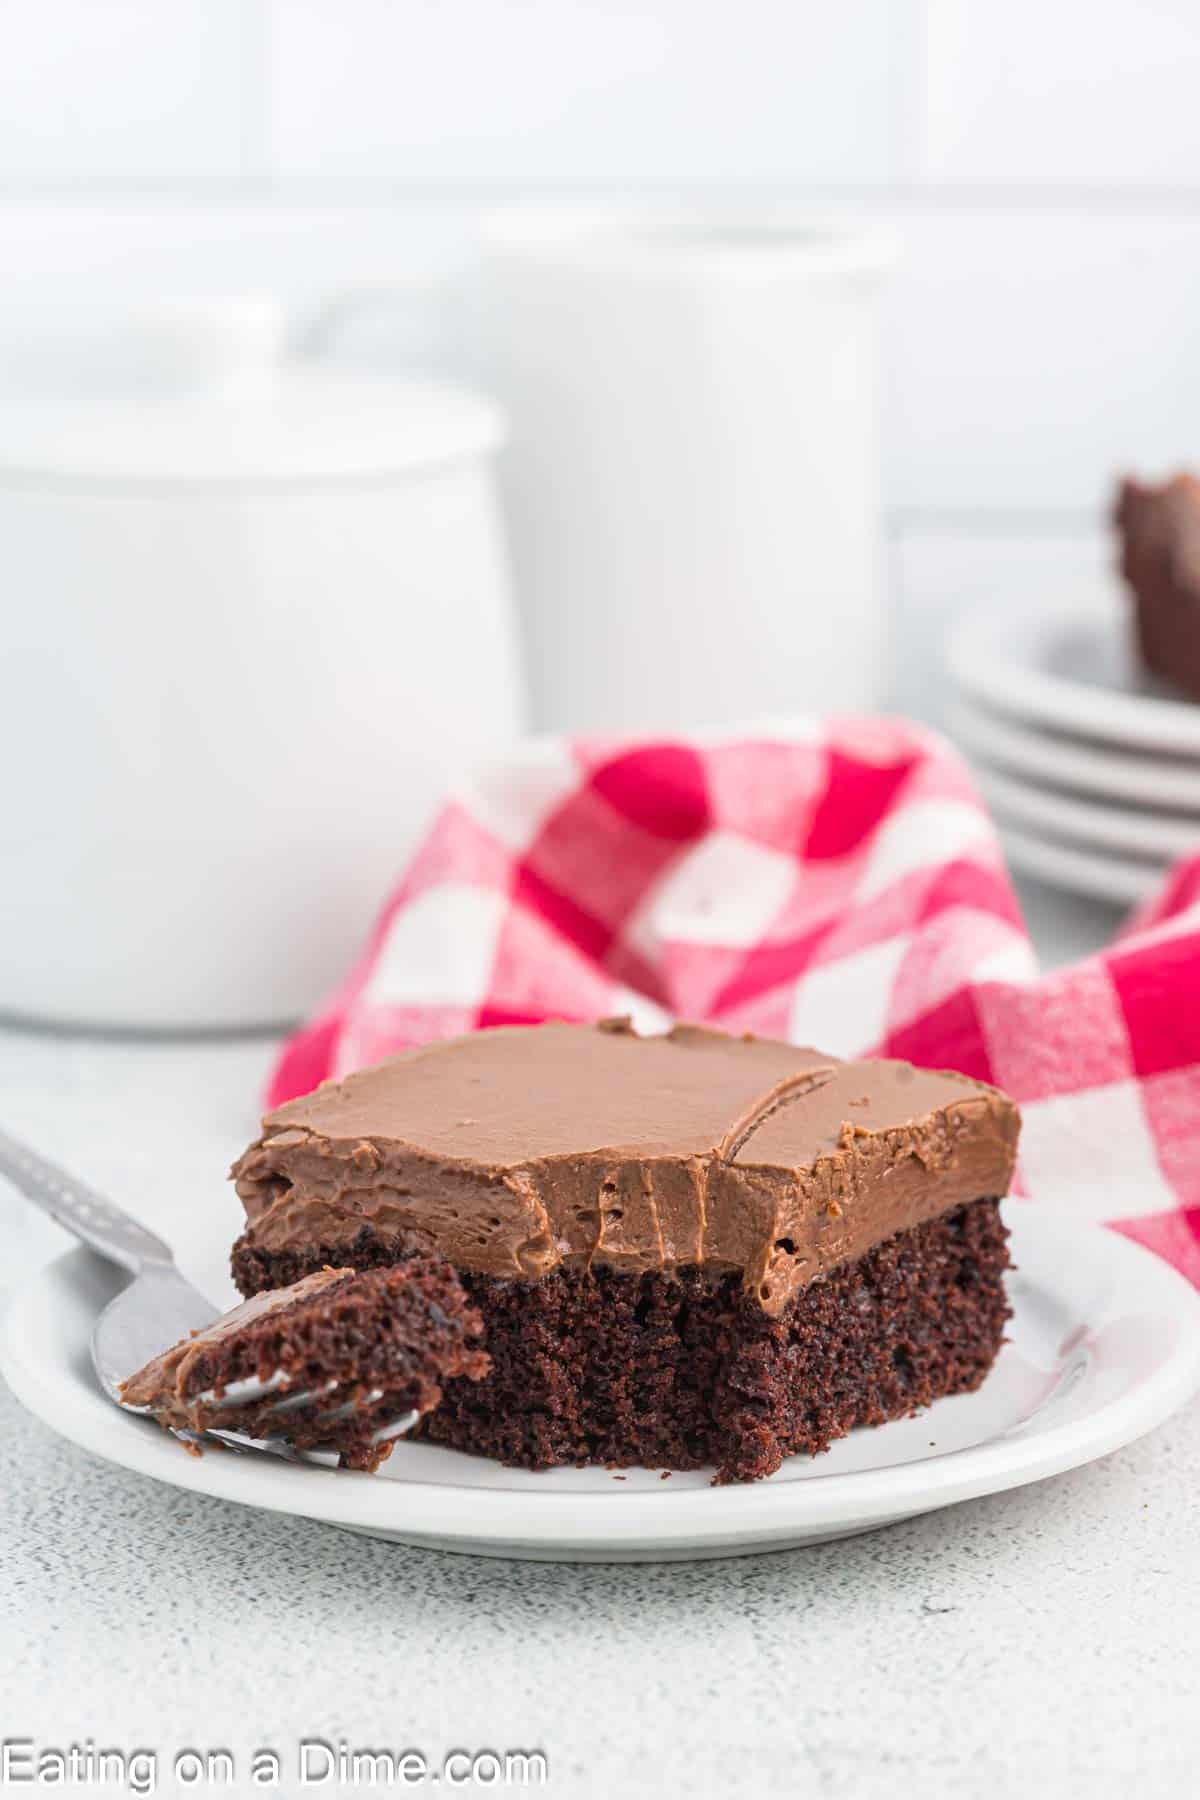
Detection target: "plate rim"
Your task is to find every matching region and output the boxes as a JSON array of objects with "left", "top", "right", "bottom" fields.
[
  {"left": 971, "top": 763, "right": 1200, "bottom": 862},
  {"left": 949, "top": 700, "right": 1200, "bottom": 814},
  {"left": 4, "top": 1215, "right": 1199, "bottom": 1552},
  {"left": 947, "top": 602, "right": 1200, "bottom": 757},
  {"left": 996, "top": 820, "right": 1163, "bottom": 906}
]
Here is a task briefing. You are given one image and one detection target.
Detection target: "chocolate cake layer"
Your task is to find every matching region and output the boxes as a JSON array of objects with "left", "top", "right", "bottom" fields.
[
  {"left": 252, "top": 1199, "right": 1001, "bottom": 1483},
  {"left": 1116, "top": 472, "right": 1200, "bottom": 699},
  {"left": 121, "top": 1262, "right": 488, "bottom": 1470},
  {"left": 231, "top": 1020, "right": 1018, "bottom": 1317}
]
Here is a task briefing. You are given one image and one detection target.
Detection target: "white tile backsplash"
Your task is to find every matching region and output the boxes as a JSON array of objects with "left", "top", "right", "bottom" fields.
[
  {"left": 0, "top": 0, "right": 253, "bottom": 181},
  {"left": 886, "top": 208, "right": 1200, "bottom": 515},
  {"left": 264, "top": 0, "right": 903, "bottom": 186},
  {"left": 921, "top": 0, "right": 1200, "bottom": 189},
  {"left": 0, "top": 201, "right": 491, "bottom": 389},
  {"left": 889, "top": 527, "right": 1109, "bottom": 721},
  {"left": 0, "top": 202, "right": 472, "bottom": 309},
  {"left": 2, "top": 0, "right": 1200, "bottom": 537}
]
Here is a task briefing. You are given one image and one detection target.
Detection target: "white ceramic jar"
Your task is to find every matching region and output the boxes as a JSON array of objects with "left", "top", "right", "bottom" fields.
[
  {"left": 484, "top": 212, "right": 894, "bottom": 734},
  {"left": 0, "top": 303, "right": 524, "bottom": 1028}
]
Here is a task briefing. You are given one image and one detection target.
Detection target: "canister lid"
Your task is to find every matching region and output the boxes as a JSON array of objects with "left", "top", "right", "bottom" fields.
[{"left": 0, "top": 299, "right": 503, "bottom": 489}]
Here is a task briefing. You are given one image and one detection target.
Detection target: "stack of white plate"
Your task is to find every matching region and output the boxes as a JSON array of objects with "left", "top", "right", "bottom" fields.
[{"left": 946, "top": 594, "right": 1200, "bottom": 905}]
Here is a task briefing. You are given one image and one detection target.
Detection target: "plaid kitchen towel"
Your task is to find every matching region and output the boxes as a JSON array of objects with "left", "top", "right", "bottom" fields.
[{"left": 267, "top": 718, "right": 1200, "bottom": 1286}]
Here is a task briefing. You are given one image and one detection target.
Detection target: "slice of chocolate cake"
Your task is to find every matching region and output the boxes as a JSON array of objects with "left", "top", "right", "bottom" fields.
[
  {"left": 1115, "top": 472, "right": 1200, "bottom": 699},
  {"left": 120, "top": 1262, "right": 488, "bottom": 1471},
  {"left": 230, "top": 1021, "right": 1020, "bottom": 1483}
]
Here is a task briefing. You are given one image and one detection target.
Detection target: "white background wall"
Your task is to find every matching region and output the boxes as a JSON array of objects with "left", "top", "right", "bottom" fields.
[{"left": 1, "top": 0, "right": 1198, "bottom": 717}]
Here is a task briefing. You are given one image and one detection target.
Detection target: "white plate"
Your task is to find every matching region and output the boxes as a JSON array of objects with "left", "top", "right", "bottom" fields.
[
  {"left": 996, "top": 822, "right": 1164, "bottom": 907},
  {"left": 972, "top": 763, "right": 1200, "bottom": 864},
  {"left": 4, "top": 1215, "right": 1199, "bottom": 1562},
  {"left": 947, "top": 598, "right": 1200, "bottom": 756},
  {"left": 949, "top": 700, "right": 1200, "bottom": 814}
]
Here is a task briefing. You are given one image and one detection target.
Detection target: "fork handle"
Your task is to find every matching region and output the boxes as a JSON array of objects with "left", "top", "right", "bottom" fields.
[{"left": 0, "top": 1125, "right": 173, "bottom": 1275}]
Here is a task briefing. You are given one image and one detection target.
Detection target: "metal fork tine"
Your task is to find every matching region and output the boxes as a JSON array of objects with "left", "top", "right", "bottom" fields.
[
  {"left": 173, "top": 1425, "right": 333, "bottom": 1465},
  {"left": 0, "top": 1124, "right": 424, "bottom": 1469},
  {"left": 184, "top": 1372, "right": 420, "bottom": 1454}
]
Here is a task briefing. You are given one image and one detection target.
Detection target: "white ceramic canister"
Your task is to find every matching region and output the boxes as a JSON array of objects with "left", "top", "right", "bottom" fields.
[
  {"left": 0, "top": 301, "right": 524, "bottom": 1028},
  {"left": 483, "top": 212, "right": 894, "bottom": 734}
]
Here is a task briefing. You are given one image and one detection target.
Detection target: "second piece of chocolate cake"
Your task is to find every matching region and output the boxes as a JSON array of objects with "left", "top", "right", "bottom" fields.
[
  {"left": 1115, "top": 471, "right": 1200, "bottom": 700},
  {"left": 230, "top": 1021, "right": 1020, "bottom": 1483}
]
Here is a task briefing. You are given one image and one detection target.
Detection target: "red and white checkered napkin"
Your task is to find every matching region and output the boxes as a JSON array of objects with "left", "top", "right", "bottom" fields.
[{"left": 268, "top": 718, "right": 1200, "bottom": 1286}]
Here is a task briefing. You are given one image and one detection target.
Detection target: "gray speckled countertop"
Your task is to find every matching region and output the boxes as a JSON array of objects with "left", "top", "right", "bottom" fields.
[{"left": 1, "top": 879, "right": 1197, "bottom": 1798}]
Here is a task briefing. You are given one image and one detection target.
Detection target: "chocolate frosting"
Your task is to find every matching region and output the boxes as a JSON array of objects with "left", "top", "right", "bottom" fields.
[{"left": 231, "top": 1021, "right": 1019, "bottom": 1316}]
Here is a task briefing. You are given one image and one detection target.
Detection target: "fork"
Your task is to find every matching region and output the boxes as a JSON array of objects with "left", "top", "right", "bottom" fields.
[{"left": 0, "top": 1125, "right": 413, "bottom": 1461}]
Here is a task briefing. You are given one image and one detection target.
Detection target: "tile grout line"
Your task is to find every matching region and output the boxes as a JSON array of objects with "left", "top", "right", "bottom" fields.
[
  {"left": 3, "top": 179, "right": 1200, "bottom": 217},
  {"left": 886, "top": 508, "right": 1102, "bottom": 537},
  {"left": 238, "top": 0, "right": 270, "bottom": 182}
]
